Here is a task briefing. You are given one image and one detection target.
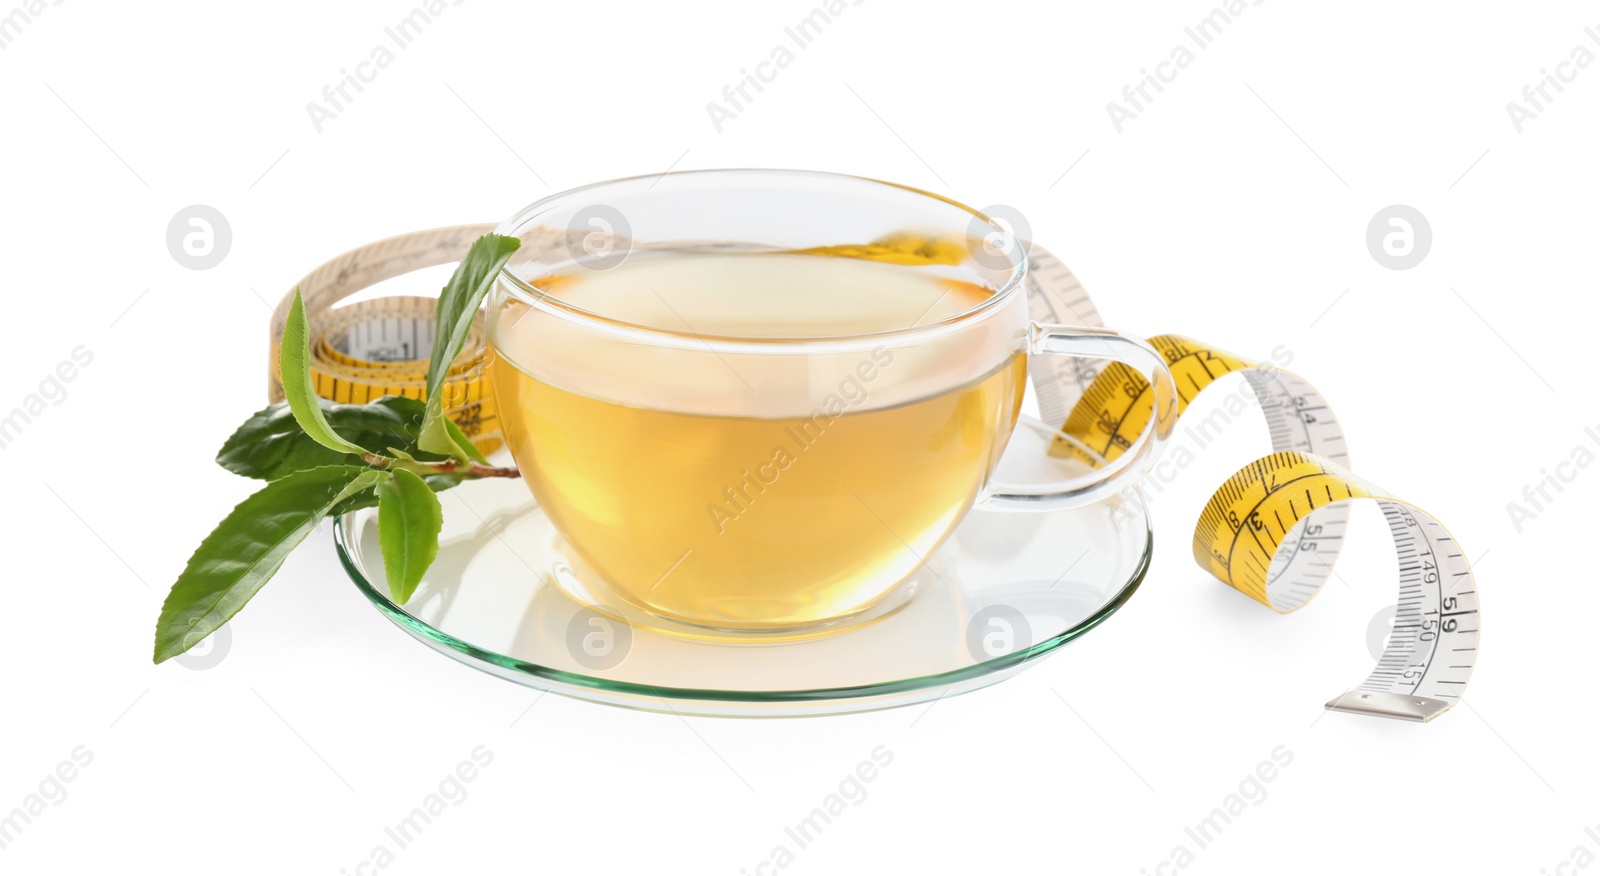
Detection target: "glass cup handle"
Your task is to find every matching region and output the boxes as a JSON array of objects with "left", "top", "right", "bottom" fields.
[{"left": 980, "top": 324, "right": 1178, "bottom": 512}]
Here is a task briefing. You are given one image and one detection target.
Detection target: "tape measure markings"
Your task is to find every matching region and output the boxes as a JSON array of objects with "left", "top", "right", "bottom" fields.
[
  {"left": 1039, "top": 316, "right": 1477, "bottom": 721},
  {"left": 1022, "top": 247, "right": 1105, "bottom": 429},
  {"left": 268, "top": 225, "right": 534, "bottom": 454}
]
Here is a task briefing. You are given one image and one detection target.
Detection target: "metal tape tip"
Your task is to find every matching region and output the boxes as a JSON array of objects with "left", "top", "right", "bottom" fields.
[{"left": 1325, "top": 690, "right": 1452, "bottom": 723}]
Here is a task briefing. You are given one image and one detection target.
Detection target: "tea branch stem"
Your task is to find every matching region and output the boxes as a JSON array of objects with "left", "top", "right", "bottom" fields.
[{"left": 359, "top": 452, "right": 520, "bottom": 480}]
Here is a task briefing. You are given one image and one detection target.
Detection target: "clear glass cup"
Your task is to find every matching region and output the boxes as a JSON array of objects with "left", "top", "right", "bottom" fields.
[{"left": 487, "top": 169, "right": 1174, "bottom": 637}]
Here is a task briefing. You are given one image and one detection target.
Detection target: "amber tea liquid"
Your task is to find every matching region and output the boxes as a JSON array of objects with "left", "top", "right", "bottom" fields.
[{"left": 490, "top": 250, "right": 1026, "bottom": 631}]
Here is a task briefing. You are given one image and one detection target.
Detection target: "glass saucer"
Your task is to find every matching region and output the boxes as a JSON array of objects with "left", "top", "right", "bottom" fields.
[{"left": 332, "top": 416, "right": 1153, "bottom": 716}]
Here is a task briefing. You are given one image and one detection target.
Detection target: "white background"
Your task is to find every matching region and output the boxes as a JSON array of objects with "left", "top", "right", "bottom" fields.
[{"left": 1, "top": 1, "right": 1594, "bottom": 872}]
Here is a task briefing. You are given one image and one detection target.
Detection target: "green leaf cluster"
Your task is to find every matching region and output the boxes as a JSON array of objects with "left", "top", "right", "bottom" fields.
[{"left": 153, "top": 234, "right": 521, "bottom": 663}]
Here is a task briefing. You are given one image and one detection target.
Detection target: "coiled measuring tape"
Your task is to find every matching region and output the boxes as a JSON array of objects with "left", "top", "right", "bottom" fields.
[
  {"left": 268, "top": 226, "right": 1477, "bottom": 722},
  {"left": 268, "top": 224, "right": 511, "bottom": 455},
  {"left": 1031, "top": 258, "right": 1479, "bottom": 722}
]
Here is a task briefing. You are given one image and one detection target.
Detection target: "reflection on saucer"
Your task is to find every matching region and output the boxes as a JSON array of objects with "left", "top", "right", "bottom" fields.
[{"left": 337, "top": 417, "right": 1152, "bottom": 716}]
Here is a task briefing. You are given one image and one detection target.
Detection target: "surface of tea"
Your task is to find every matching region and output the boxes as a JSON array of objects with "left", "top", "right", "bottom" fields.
[{"left": 491, "top": 250, "right": 1026, "bottom": 631}]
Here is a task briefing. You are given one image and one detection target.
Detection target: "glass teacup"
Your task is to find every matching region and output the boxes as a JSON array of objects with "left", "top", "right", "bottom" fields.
[{"left": 487, "top": 170, "right": 1174, "bottom": 635}]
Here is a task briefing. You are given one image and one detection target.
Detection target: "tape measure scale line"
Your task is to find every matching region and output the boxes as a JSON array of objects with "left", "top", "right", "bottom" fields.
[{"left": 1052, "top": 328, "right": 1478, "bottom": 722}]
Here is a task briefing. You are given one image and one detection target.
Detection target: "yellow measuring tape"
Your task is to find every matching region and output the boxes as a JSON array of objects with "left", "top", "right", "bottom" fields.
[
  {"left": 1044, "top": 318, "right": 1478, "bottom": 722},
  {"left": 268, "top": 225, "right": 505, "bottom": 455},
  {"left": 270, "top": 228, "right": 1478, "bottom": 723}
]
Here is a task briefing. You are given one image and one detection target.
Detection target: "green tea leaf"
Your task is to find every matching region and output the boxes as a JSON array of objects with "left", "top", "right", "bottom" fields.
[
  {"left": 282, "top": 289, "right": 373, "bottom": 458},
  {"left": 441, "top": 414, "right": 489, "bottom": 465},
  {"left": 328, "top": 471, "right": 464, "bottom": 518},
  {"left": 218, "top": 397, "right": 449, "bottom": 481},
  {"left": 153, "top": 465, "right": 384, "bottom": 663},
  {"left": 418, "top": 234, "right": 520, "bottom": 461},
  {"left": 376, "top": 468, "right": 444, "bottom": 604}
]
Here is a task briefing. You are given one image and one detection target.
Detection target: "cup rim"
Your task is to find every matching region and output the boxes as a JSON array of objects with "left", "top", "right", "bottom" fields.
[{"left": 492, "top": 168, "right": 1027, "bottom": 351}]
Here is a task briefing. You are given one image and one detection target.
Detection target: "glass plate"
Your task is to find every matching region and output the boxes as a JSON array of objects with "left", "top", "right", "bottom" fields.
[{"left": 332, "top": 417, "right": 1153, "bottom": 716}]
